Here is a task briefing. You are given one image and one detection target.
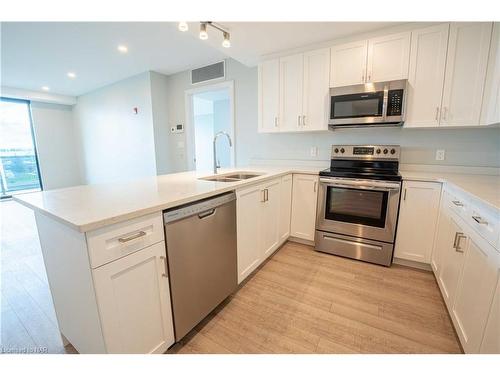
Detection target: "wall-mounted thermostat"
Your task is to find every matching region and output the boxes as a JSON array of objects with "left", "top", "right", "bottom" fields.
[{"left": 170, "top": 124, "right": 184, "bottom": 133}]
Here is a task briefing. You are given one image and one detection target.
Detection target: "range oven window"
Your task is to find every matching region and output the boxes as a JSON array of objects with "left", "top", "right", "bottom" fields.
[
  {"left": 331, "top": 91, "right": 384, "bottom": 119},
  {"left": 325, "top": 186, "right": 388, "bottom": 228}
]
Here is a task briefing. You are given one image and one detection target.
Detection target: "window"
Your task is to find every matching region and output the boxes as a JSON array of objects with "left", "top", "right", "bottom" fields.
[{"left": 0, "top": 98, "right": 42, "bottom": 198}]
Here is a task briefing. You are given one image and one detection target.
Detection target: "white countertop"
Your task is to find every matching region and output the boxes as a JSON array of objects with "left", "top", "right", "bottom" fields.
[
  {"left": 13, "top": 166, "right": 321, "bottom": 233},
  {"left": 400, "top": 170, "right": 500, "bottom": 212},
  {"left": 14, "top": 165, "right": 499, "bottom": 233}
]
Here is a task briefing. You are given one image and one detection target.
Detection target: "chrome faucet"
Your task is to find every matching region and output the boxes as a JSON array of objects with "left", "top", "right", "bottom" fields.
[{"left": 213, "top": 131, "right": 232, "bottom": 174}]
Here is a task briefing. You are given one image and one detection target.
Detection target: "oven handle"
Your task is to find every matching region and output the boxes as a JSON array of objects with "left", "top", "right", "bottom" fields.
[{"left": 319, "top": 178, "right": 401, "bottom": 191}]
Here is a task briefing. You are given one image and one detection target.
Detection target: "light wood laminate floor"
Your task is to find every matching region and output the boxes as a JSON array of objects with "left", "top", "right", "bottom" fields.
[{"left": 1, "top": 200, "right": 461, "bottom": 354}]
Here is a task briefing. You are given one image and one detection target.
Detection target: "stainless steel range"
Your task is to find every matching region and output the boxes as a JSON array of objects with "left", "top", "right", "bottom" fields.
[{"left": 315, "top": 145, "right": 402, "bottom": 266}]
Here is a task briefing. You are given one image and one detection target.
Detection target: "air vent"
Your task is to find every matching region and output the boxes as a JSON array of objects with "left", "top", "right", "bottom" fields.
[{"left": 191, "top": 61, "right": 225, "bottom": 85}]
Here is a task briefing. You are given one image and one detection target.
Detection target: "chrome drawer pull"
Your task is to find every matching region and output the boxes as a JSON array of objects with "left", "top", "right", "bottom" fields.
[
  {"left": 472, "top": 216, "right": 488, "bottom": 225},
  {"left": 455, "top": 234, "right": 467, "bottom": 253},
  {"left": 452, "top": 200, "right": 464, "bottom": 207},
  {"left": 118, "top": 231, "right": 146, "bottom": 243}
]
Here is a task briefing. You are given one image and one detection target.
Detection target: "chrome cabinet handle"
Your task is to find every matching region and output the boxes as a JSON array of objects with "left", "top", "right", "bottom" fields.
[
  {"left": 472, "top": 215, "right": 488, "bottom": 225},
  {"left": 160, "top": 255, "right": 168, "bottom": 277},
  {"left": 455, "top": 233, "right": 467, "bottom": 253},
  {"left": 118, "top": 230, "right": 146, "bottom": 243},
  {"left": 435, "top": 107, "right": 440, "bottom": 121},
  {"left": 261, "top": 189, "right": 266, "bottom": 202},
  {"left": 264, "top": 188, "right": 269, "bottom": 202},
  {"left": 452, "top": 232, "right": 460, "bottom": 248},
  {"left": 367, "top": 72, "right": 371, "bottom": 82},
  {"left": 302, "top": 115, "right": 306, "bottom": 126},
  {"left": 274, "top": 116, "right": 278, "bottom": 127},
  {"left": 452, "top": 200, "right": 464, "bottom": 207},
  {"left": 403, "top": 188, "right": 407, "bottom": 201},
  {"left": 313, "top": 181, "right": 317, "bottom": 193},
  {"left": 361, "top": 71, "right": 365, "bottom": 83},
  {"left": 442, "top": 107, "right": 448, "bottom": 121}
]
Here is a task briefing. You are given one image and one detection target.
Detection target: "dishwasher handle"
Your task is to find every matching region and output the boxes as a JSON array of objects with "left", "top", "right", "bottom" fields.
[{"left": 198, "top": 208, "right": 216, "bottom": 219}]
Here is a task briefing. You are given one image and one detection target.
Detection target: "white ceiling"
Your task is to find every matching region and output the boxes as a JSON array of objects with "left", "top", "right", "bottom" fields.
[{"left": 1, "top": 22, "right": 405, "bottom": 97}]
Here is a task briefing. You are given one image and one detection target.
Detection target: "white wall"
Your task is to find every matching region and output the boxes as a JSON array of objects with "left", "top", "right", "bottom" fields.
[
  {"left": 150, "top": 71, "right": 171, "bottom": 175},
  {"left": 73, "top": 72, "right": 157, "bottom": 184},
  {"left": 165, "top": 58, "right": 500, "bottom": 169},
  {"left": 31, "top": 102, "right": 82, "bottom": 190}
]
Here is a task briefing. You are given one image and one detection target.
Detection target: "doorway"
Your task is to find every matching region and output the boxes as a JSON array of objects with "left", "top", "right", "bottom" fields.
[
  {"left": 185, "top": 81, "right": 234, "bottom": 172},
  {"left": 0, "top": 98, "right": 42, "bottom": 198}
]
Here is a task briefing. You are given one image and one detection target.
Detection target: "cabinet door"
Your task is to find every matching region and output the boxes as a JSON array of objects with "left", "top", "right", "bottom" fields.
[
  {"left": 93, "top": 242, "right": 175, "bottom": 353},
  {"left": 441, "top": 22, "right": 493, "bottom": 126},
  {"left": 431, "top": 191, "right": 454, "bottom": 273},
  {"left": 236, "top": 184, "right": 263, "bottom": 283},
  {"left": 481, "top": 22, "right": 500, "bottom": 126},
  {"left": 261, "top": 178, "right": 281, "bottom": 259},
  {"left": 452, "top": 233, "right": 500, "bottom": 353},
  {"left": 394, "top": 181, "right": 442, "bottom": 263},
  {"left": 367, "top": 32, "right": 411, "bottom": 83},
  {"left": 279, "top": 174, "right": 293, "bottom": 242},
  {"left": 279, "top": 54, "right": 303, "bottom": 131},
  {"left": 405, "top": 24, "right": 449, "bottom": 128},
  {"left": 258, "top": 59, "right": 280, "bottom": 133},
  {"left": 290, "top": 174, "right": 319, "bottom": 241},
  {"left": 330, "top": 40, "right": 368, "bottom": 87},
  {"left": 438, "top": 215, "right": 468, "bottom": 309},
  {"left": 480, "top": 277, "right": 500, "bottom": 353},
  {"left": 302, "top": 48, "right": 330, "bottom": 131}
]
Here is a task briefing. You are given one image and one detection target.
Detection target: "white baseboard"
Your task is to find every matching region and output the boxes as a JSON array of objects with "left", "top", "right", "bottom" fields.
[
  {"left": 393, "top": 257, "right": 432, "bottom": 271},
  {"left": 288, "top": 236, "right": 315, "bottom": 246}
]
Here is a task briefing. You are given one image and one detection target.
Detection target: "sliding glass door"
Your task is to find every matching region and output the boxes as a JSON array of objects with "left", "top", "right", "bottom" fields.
[{"left": 0, "top": 98, "right": 42, "bottom": 198}]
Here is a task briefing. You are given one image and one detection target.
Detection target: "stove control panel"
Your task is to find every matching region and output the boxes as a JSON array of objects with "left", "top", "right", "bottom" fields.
[{"left": 332, "top": 145, "right": 400, "bottom": 160}]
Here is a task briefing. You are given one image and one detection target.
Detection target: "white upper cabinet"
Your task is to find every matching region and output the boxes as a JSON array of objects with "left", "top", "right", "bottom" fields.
[
  {"left": 405, "top": 24, "right": 450, "bottom": 127},
  {"left": 481, "top": 22, "right": 500, "bottom": 126},
  {"left": 302, "top": 48, "right": 330, "bottom": 131},
  {"left": 330, "top": 40, "right": 368, "bottom": 87},
  {"left": 394, "top": 181, "right": 442, "bottom": 264},
  {"left": 367, "top": 32, "right": 411, "bottom": 83},
  {"left": 279, "top": 54, "right": 304, "bottom": 132},
  {"left": 441, "top": 22, "right": 493, "bottom": 126},
  {"left": 258, "top": 59, "right": 280, "bottom": 133}
]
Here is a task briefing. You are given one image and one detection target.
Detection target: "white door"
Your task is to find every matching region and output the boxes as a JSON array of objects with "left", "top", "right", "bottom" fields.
[
  {"left": 394, "top": 181, "right": 442, "bottom": 263},
  {"left": 279, "top": 54, "right": 304, "bottom": 132},
  {"left": 258, "top": 59, "right": 280, "bottom": 133},
  {"left": 405, "top": 24, "right": 449, "bottom": 127},
  {"left": 302, "top": 48, "right": 330, "bottom": 131},
  {"left": 438, "top": 216, "right": 468, "bottom": 309},
  {"left": 290, "top": 174, "right": 319, "bottom": 241},
  {"left": 92, "top": 242, "right": 175, "bottom": 353},
  {"left": 236, "top": 184, "right": 263, "bottom": 283},
  {"left": 481, "top": 22, "right": 500, "bottom": 126},
  {"left": 431, "top": 192, "right": 454, "bottom": 273},
  {"left": 441, "top": 22, "right": 493, "bottom": 126},
  {"left": 452, "top": 233, "right": 500, "bottom": 353},
  {"left": 480, "top": 277, "right": 500, "bottom": 353},
  {"left": 261, "top": 178, "right": 281, "bottom": 259},
  {"left": 366, "top": 32, "right": 411, "bottom": 83},
  {"left": 330, "top": 40, "right": 368, "bottom": 87},
  {"left": 279, "top": 174, "right": 293, "bottom": 242}
]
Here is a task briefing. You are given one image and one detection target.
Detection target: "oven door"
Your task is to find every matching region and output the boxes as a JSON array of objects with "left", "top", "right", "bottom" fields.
[{"left": 316, "top": 177, "right": 401, "bottom": 243}]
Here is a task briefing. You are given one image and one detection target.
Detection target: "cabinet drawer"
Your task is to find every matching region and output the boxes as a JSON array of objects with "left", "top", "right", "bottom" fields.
[
  {"left": 87, "top": 212, "right": 164, "bottom": 268},
  {"left": 465, "top": 207, "right": 500, "bottom": 250}
]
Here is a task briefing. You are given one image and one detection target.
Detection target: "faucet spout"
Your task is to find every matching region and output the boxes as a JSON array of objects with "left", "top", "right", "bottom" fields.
[{"left": 213, "top": 131, "right": 232, "bottom": 174}]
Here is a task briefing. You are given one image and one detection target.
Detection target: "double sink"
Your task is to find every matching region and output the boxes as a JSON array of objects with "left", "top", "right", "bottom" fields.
[{"left": 199, "top": 172, "right": 263, "bottom": 183}]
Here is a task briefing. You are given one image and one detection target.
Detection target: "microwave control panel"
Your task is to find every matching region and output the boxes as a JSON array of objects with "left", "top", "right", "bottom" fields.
[{"left": 387, "top": 89, "right": 404, "bottom": 116}]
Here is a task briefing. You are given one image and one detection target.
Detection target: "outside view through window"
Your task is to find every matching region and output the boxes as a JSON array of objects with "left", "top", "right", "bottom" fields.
[{"left": 0, "top": 99, "right": 42, "bottom": 198}]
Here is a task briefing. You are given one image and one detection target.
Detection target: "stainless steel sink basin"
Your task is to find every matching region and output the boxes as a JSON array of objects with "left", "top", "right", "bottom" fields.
[{"left": 199, "top": 172, "right": 263, "bottom": 182}]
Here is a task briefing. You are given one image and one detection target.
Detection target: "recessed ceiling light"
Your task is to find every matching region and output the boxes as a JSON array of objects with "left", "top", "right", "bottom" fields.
[
  {"left": 117, "top": 45, "right": 128, "bottom": 53},
  {"left": 178, "top": 22, "right": 188, "bottom": 32},
  {"left": 67, "top": 72, "right": 76, "bottom": 79},
  {"left": 199, "top": 23, "right": 208, "bottom": 40},
  {"left": 41, "top": 86, "right": 50, "bottom": 91}
]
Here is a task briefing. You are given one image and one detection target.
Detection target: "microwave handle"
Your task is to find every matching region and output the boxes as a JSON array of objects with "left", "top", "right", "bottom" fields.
[{"left": 382, "top": 87, "right": 389, "bottom": 121}]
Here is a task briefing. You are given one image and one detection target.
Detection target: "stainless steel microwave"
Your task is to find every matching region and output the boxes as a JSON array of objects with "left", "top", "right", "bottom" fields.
[{"left": 329, "top": 79, "right": 407, "bottom": 129}]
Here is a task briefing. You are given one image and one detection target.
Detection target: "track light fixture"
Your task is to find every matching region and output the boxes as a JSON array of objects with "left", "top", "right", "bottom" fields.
[{"left": 178, "top": 21, "right": 231, "bottom": 48}]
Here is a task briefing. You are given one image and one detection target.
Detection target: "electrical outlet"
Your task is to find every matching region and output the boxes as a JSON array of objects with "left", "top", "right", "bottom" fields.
[
  {"left": 310, "top": 146, "right": 318, "bottom": 157},
  {"left": 436, "top": 149, "right": 445, "bottom": 161}
]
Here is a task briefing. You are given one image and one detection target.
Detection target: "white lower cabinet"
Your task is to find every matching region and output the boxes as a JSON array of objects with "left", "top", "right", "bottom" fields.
[
  {"left": 431, "top": 191, "right": 455, "bottom": 273},
  {"left": 394, "top": 181, "right": 442, "bottom": 263},
  {"left": 480, "top": 278, "right": 500, "bottom": 353},
  {"left": 92, "top": 241, "right": 175, "bottom": 353},
  {"left": 451, "top": 231, "right": 500, "bottom": 353},
  {"left": 290, "top": 174, "right": 319, "bottom": 241},
  {"left": 237, "top": 176, "right": 290, "bottom": 283}
]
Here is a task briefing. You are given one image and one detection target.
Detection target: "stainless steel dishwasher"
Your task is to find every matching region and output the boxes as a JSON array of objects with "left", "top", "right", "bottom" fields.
[{"left": 163, "top": 192, "right": 237, "bottom": 341}]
